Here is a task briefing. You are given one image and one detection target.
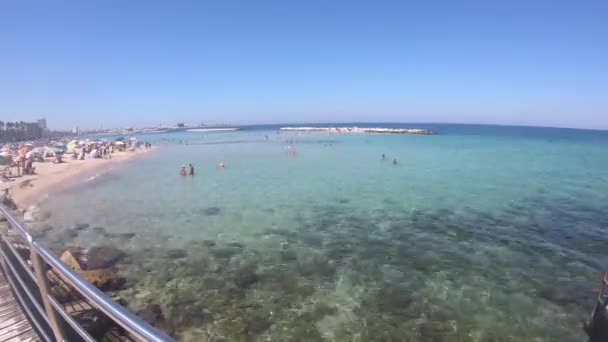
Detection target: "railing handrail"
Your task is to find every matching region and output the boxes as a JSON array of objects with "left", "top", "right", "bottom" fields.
[{"left": 0, "top": 203, "right": 174, "bottom": 341}]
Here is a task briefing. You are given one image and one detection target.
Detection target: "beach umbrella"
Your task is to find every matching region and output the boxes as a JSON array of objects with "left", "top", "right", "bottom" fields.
[
  {"left": 51, "top": 146, "right": 64, "bottom": 153},
  {"left": 52, "top": 143, "right": 65, "bottom": 151},
  {"left": 66, "top": 141, "right": 77, "bottom": 153},
  {"left": 114, "top": 141, "right": 125, "bottom": 145}
]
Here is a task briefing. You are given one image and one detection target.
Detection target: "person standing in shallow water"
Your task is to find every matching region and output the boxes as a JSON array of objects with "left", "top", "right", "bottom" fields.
[
  {"left": 189, "top": 164, "right": 194, "bottom": 176},
  {"left": 393, "top": 158, "right": 398, "bottom": 165},
  {"left": 180, "top": 165, "right": 187, "bottom": 176}
]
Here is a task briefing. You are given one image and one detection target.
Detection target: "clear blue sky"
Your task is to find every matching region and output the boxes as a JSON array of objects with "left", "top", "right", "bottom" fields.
[{"left": 1, "top": 0, "right": 607, "bottom": 130}]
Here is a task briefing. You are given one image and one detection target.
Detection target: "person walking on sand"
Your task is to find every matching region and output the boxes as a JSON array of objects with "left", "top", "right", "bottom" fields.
[{"left": 189, "top": 164, "right": 195, "bottom": 176}]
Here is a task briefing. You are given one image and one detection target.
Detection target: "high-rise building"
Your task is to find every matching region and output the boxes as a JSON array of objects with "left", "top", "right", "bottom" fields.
[
  {"left": 37, "top": 118, "right": 47, "bottom": 130},
  {"left": 25, "top": 122, "right": 43, "bottom": 139}
]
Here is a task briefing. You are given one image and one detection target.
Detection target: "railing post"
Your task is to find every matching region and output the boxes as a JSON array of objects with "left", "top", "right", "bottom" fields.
[{"left": 31, "top": 248, "right": 66, "bottom": 341}]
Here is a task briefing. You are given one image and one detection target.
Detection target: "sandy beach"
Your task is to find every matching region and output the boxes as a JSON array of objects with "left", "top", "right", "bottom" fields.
[{"left": 1, "top": 148, "right": 154, "bottom": 210}]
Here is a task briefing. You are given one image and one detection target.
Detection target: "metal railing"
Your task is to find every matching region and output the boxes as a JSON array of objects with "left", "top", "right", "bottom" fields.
[{"left": 0, "top": 204, "right": 174, "bottom": 342}]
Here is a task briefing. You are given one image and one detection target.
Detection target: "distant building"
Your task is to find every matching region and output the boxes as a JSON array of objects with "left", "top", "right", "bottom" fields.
[
  {"left": 177, "top": 123, "right": 185, "bottom": 128},
  {"left": 72, "top": 126, "right": 79, "bottom": 135},
  {"left": 0, "top": 119, "right": 49, "bottom": 142},
  {"left": 25, "top": 122, "right": 43, "bottom": 139},
  {"left": 37, "top": 118, "right": 50, "bottom": 137},
  {"left": 37, "top": 118, "right": 47, "bottom": 130}
]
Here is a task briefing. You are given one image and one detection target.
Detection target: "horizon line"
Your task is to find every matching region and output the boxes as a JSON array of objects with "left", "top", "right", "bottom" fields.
[{"left": 70, "top": 121, "right": 608, "bottom": 133}]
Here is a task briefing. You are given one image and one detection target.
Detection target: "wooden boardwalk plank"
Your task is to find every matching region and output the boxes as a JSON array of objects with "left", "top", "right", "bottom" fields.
[
  {"left": 0, "top": 271, "right": 40, "bottom": 342},
  {"left": 0, "top": 315, "right": 27, "bottom": 330},
  {"left": 3, "top": 328, "right": 38, "bottom": 342},
  {"left": 0, "top": 305, "right": 20, "bottom": 319},
  {"left": 0, "top": 320, "right": 32, "bottom": 340}
]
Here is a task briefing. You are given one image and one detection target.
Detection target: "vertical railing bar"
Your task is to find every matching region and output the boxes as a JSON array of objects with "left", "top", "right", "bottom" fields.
[
  {"left": 1, "top": 238, "right": 37, "bottom": 282},
  {"left": 47, "top": 294, "right": 96, "bottom": 342},
  {"left": 31, "top": 249, "right": 66, "bottom": 341}
]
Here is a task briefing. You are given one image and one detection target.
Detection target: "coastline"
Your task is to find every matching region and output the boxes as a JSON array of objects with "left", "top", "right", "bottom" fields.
[{"left": 1, "top": 147, "right": 155, "bottom": 210}]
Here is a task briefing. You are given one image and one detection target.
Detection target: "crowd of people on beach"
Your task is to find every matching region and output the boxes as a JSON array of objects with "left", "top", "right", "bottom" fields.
[
  {"left": 74, "top": 142, "right": 113, "bottom": 160},
  {"left": 1, "top": 136, "right": 151, "bottom": 194},
  {"left": 1, "top": 144, "right": 41, "bottom": 181}
]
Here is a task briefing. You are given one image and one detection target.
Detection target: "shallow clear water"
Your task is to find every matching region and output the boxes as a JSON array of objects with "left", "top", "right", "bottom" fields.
[{"left": 37, "top": 124, "right": 608, "bottom": 341}]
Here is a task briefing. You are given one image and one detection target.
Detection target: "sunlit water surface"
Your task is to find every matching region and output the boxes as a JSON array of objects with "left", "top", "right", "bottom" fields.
[{"left": 37, "top": 124, "right": 608, "bottom": 341}]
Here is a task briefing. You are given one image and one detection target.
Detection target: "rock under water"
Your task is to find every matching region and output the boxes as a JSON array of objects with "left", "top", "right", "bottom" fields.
[
  {"left": 233, "top": 267, "right": 259, "bottom": 288},
  {"left": 84, "top": 246, "right": 126, "bottom": 270},
  {"left": 136, "top": 304, "right": 175, "bottom": 336},
  {"left": 74, "top": 223, "right": 90, "bottom": 231},
  {"left": 203, "top": 207, "right": 222, "bottom": 216},
  {"left": 166, "top": 249, "right": 188, "bottom": 259}
]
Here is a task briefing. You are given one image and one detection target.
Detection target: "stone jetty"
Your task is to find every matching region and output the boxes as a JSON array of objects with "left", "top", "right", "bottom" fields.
[{"left": 279, "top": 126, "right": 435, "bottom": 135}]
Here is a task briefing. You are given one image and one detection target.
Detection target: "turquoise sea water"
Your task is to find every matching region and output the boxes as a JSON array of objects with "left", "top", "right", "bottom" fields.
[{"left": 37, "top": 124, "right": 608, "bottom": 341}]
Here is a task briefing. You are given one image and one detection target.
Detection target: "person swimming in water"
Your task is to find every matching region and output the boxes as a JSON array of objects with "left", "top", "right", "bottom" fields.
[
  {"left": 189, "top": 164, "right": 194, "bottom": 176},
  {"left": 180, "top": 165, "right": 187, "bottom": 176},
  {"left": 218, "top": 162, "right": 225, "bottom": 169}
]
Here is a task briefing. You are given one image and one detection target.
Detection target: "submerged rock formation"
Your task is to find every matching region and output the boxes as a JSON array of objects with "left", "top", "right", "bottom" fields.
[
  {"left": 136, "top": 304, "right": 174, "bottom": 335},
  {"left": 59, "top": 249, "right": 126, "bottom": 291},
  {"left": 84, "top": 246, "right": 126, "bottom": 270}
]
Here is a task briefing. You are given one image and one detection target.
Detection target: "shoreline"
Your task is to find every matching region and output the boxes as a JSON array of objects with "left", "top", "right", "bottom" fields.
[{"left": 1, "top": 147, "right": 156, "bottom": 210}]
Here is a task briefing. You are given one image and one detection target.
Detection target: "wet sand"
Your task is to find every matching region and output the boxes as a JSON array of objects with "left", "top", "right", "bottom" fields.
[{"left": 1, "top": 148, "right": 155, "bottom": 209}]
